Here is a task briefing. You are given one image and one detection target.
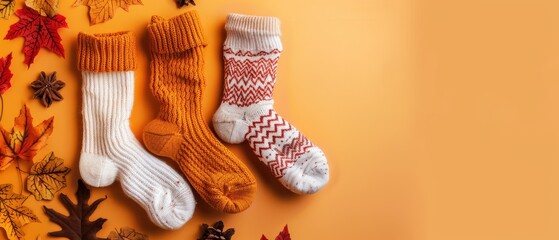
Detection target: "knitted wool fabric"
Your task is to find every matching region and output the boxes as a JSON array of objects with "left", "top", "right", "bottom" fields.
[
  {"left": 77, "top": 31, "right": 195, "bottom": 230},
  {"left": 212, "top": 14, "right": 330, "bottom": 194},
  {"left": 142, "top": 11, "right": 256, "bottom": 213}
]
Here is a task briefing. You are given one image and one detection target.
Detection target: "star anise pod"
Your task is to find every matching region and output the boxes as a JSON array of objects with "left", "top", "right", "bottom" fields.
[
  {"left": 198, "top": 220, "right": 235, "bottom": 240},
  {"left": 31, "top": 71, "right": 65, "bottom": 107},
  {"left": 176, "top": 0, "right": 196, "bottom": 8}
]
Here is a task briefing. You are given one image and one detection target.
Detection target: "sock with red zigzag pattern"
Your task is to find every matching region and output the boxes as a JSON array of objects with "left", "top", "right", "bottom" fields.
[{"left": 212, "top": 13, "right": 329, "bottom": 194}]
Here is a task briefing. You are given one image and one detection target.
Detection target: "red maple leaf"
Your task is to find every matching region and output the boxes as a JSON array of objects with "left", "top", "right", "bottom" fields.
[
  {"left": 4, "top": 6, "right": 67, "bottom": 67},
  {"left": 261, "top": 225, "right": 291, "bottom": 240},
  {"left": 0, "top": 53, "right": 13, "bottom": 94},
  {"left": 275, "top": 225, "right": 291, "bottom": 240}
]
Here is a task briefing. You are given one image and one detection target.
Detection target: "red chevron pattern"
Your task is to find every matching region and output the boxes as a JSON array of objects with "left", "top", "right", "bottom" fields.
[
  {"left": 224, "top": 48, "right": 282, "bottom": 57},
  {"left": 222, "top": 48, "right": 280, "bottom": 107},
  {"left": 246, "top": 110, "right": 313, "bottom": 178},
  {"left": 281, "top": 133, "right": 313, "bottom": 161}
]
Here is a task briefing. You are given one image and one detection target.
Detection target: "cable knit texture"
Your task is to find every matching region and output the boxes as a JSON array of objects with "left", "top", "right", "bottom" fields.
[
  {"left": 78, "top": 31, "right": 195, "bottom": 230},
  {"left": 212, "top": 13, "right": 330, "bottom": 194},
  {"left": 142, "top": 11, "right": 256, "bottom": 213}
]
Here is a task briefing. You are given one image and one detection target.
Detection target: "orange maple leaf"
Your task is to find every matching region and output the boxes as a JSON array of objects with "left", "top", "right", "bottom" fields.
[
  {"left": 73, "top": 0, "right": 142, "bottom": 25},
  {"left": 0, "top": 105, "right": 54, "bottom": 170}
]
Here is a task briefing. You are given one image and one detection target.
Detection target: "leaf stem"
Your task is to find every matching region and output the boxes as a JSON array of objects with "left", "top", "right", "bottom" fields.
[
  {"left": 21, "top": 194, "right": 31, "bottom": 204},
  {"left": 16, "top": 166, "right": 30, "bottom": 174},
  {"left": 15, "top": 159, "right": 24, "bottom": 195},
  {"left": 0, "top": 94, "right": 3, "bottom": 122}
]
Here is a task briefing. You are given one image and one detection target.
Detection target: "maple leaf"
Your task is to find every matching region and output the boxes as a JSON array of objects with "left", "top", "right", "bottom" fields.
[
  {"left": 25, "top": 0, "right": 59, "bottom": 17},
  {"left": 0, "top": 0, "right": 15, "bottom": 19},
  {"left": 108, "top": 227, "right": 149, "bottom": 240},
  {"left": 260, "top": 225, "right": 291, "bottom": 240},
  {"left": 0, "top": 105, "right": 54, "bottom": 170},
  {"left": 0, "top": 184, "right": 40, "bottom": 240},
  {"left": 0, "top": 52, "right": 13, "bottom": 94},
  {"left": 73, "top": 0, "right": 142, "bottom": 25},
  {"left": 44, "top": 179, "right": 108, "bottom": 240},
  {"left": 26, "top": 152, "right": 70, "bottom": 201},
  {"left": 4, "top": 6, "right": 67, "bottom": 67}
]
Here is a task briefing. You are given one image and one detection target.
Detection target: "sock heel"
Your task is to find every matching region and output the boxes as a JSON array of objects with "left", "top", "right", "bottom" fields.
[
  {"left": 212, "top": 106, "right": 248, "bottom": 144},
  {"left": 143, "top": 119, "right": 185, "bottom": 160},
  {"left": 80, "top": 152, "right": 118, "bottom": 187}
]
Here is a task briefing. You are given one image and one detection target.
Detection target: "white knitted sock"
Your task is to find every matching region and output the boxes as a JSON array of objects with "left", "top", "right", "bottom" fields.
[
  {"left": 212, "top": 14, "right": 330, "bottom": 194},
  {"left": 77, "top": 32, "right": 195, "bottom": 230}
]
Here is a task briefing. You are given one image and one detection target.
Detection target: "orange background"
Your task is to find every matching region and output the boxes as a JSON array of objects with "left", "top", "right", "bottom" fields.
[{"left": 1, "top": 0, "right": 559, "bottom": 239}]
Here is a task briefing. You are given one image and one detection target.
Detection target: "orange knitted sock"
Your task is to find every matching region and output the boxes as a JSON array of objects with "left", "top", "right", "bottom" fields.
[{"left": 143, "top": 11, "right": 256, "bottom": 213}]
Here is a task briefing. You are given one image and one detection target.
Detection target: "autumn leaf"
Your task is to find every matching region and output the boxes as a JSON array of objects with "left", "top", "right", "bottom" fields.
[
  {"left": 73, "top": 0, "right": 142, "bottom": 25},
  {"left": 26, "top": 152, "right": 70, "bottom": 201},
  {"left": 0, "top": 0, "right": 15, "bottom": 19},
  {"left": 0, "top": 184, "right": 40, "bottom": 240},
  {"left": 0, "top": 52, "right": 13, "bottom": 95},
  {"left": 25, "top": 0, "right": 59, "bottom": 17},
  {"left": 108, "top": 227, "right": 149, "bottom": 240},
  {"left": 4, "top": 6, "right": 67, "bottom": 67},
  {"left": 44, "top": 179, "right": 107, "bottom": 240},
  {"left": 275, "top": 225, "right": 291, "bottom": 240},
  {"left": 0, "top": 105, "right": 54, "bottom": 170},
  {"left": 261, "top": 225, "right": 291, "bottom": 240}
]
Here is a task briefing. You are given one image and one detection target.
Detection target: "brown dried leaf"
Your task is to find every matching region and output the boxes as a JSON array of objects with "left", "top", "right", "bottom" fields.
[
  {"left": 0, "top": 0, "right": 15, "bottom": 19},
  {"left": 26, "top": 152, "right": 70, "bottom": 201},
  {"left": 0, "top": 184, "right": 40, "bottom": 239},
  {"left": 108, "top": 227, "right": 149, "bottom": 240},
  {"left": 73, "top": 0, "right": 142, "bottom": 25},
  {"left": 25, "top": 0, "right": 59, "bottom": 17},
  {"left": 44, "top": 180, "right": 107, "bottom": 240}
]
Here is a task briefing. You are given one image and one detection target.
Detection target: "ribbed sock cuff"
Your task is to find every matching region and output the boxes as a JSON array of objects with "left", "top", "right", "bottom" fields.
[
  {"left": 77, "top": 31, "right": 136, "bottom": 72},
  {"left": 224, "top": 13, "right": 283, "bottom": 51},
  {"left": 148, "top": 10, "right": 207, "bottom": 54}
]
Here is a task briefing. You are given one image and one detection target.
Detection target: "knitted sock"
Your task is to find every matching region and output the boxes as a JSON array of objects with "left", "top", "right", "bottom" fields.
[
  {"left": 212, "top": 14, "right": 330, "bottom": 194},
  {"left": 77, "top": 31, "right": 195, "bottom": 229},
  {"left": 142, "top": 11, "right": 256, "bottom": 213}
]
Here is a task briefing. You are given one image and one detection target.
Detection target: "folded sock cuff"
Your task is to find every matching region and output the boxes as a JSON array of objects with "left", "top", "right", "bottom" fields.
[
  {"left": 148, "top": 10, "right": 207, "bottom": 54},
  {"left": 224, "top": 13, "right": 283, "bottom": 51},
  {"left": 77, "top": 31, "right": 136, "bottom": 72}
]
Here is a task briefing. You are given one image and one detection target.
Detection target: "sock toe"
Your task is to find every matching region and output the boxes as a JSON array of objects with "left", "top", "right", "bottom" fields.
[
  {"left": 151, "top": 185, "right": 195, "bottom": 229},
  {"left": 283, "top": 149, "right": 330, "bottom": 194},
  {"left": 206, "top": 174, "right": 257, "bottom": 213}
]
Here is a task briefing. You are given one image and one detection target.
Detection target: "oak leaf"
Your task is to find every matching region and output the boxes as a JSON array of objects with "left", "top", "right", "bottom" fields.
[
  {"left": 44, "top": 179, "right": 107, "bottom": 240},
  {"left": 108, "top": 227, "right": 149, "bottom": 240},
  {"left": 260, "top": 225, "right": 291, "bottom": 240},
  {"left": 73, "top": 0, "right": 142, "bottom": 25},
  {"left": 0, "top": 184, "right": 40, "bottom": 240},
  {"left": 0, "top": 52, "right": 13, "bottom": 94},
  {"left": 0, "top": 0, "right": 15, "bottom": 19},
  {"left": 4, "top": 6, "right": 67, "bottom": 67},
  {"left": 26, "top": 152, "right": 70, "bottom": 201},
  {"left": 0, "top": 105, "right": 54, "bottom": 170},
  {"left": 25, "top": 0, "right": 59, "bottom": 17}
]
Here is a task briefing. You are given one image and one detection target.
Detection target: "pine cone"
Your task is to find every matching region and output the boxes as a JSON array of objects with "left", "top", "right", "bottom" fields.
[{"left": 198, "top": 221, "right": 235, "bottom": 240}]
